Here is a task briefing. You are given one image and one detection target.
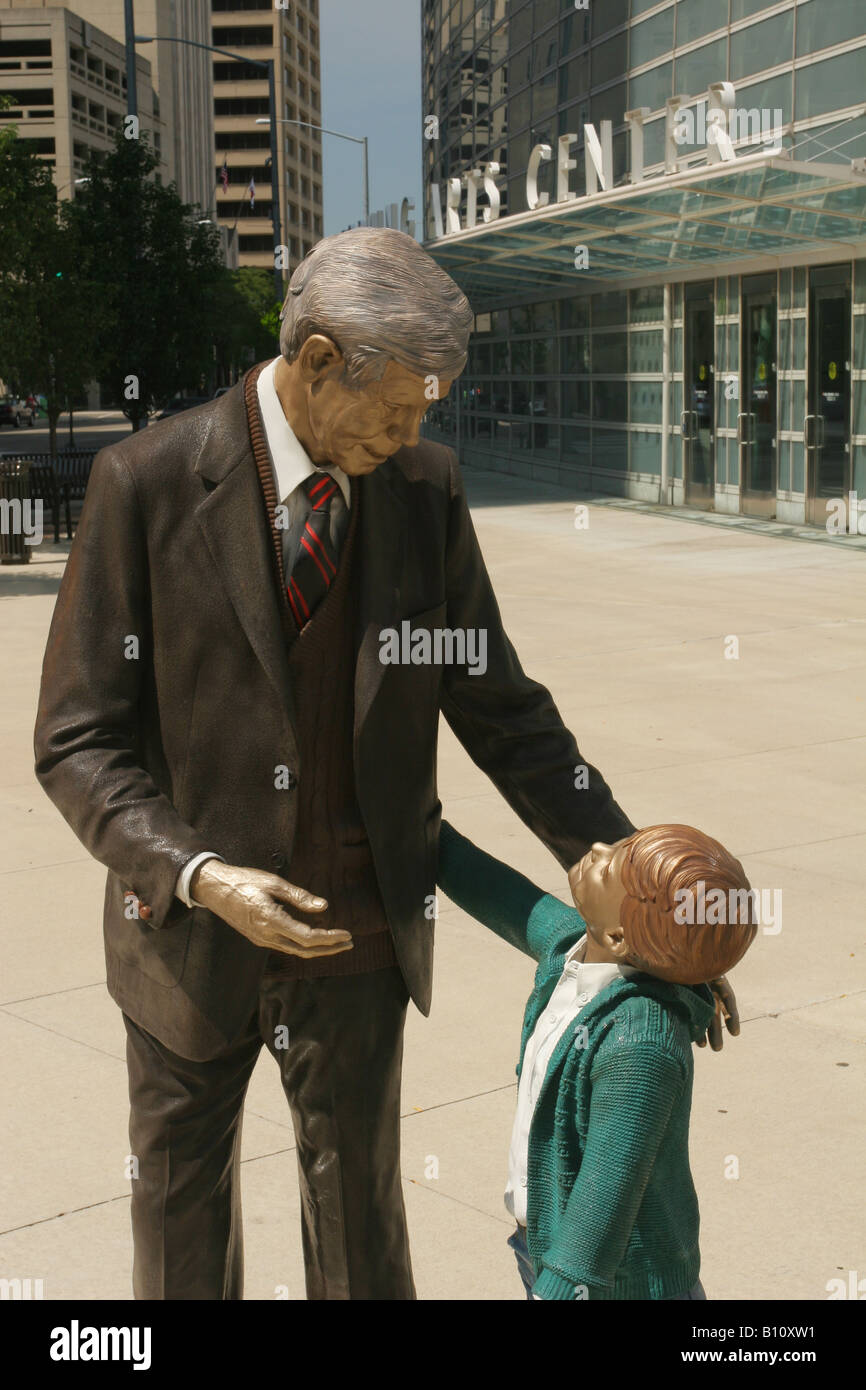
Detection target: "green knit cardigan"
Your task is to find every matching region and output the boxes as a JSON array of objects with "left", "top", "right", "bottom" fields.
[{"left": 437, "top": 820, "right": 716, "bottom": 1301}]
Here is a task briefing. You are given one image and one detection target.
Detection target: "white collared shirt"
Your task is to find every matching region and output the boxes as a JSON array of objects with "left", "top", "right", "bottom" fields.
[
  {"left": 256, "top": 355, "right": 351, "bottom": 573},
  {"left": 175, "top": 358, "right": 351, "bottom": 908},
  {"left": 505, "top": 935, "right": 638, "bottom": 1226}
]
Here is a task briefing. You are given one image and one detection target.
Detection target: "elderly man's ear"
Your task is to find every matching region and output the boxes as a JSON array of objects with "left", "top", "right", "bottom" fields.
[{"left": 296, "top": 334, "right": 344, "bottom": 381}]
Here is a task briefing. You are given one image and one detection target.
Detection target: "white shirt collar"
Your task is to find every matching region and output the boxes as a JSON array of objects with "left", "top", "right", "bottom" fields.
[
  {"left": 564, "top": 932, "right": 638, "bottom": 989},
  {"left": 256, "top": 356, "right": 351, "bottom": 509}
]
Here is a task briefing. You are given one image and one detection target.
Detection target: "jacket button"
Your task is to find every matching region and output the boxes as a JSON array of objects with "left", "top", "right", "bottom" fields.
[
  {"left": 139, "top": 904, "right": 152, "bottom": 921},
  {"left": 270, "top": 852, "right": 283, "bottom": 869}
]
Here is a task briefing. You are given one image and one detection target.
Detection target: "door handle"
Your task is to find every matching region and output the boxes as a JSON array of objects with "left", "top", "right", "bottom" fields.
[
  {"left": 737, "top": 412, "right": 749, "bottom": 445},
  {"left": 804, "top": 414, "right": 818, "bottom": 449}
]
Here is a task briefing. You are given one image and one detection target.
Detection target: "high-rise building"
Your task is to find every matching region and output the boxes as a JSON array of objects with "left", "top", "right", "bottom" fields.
[
  {"left": 1, "top": 0, "right": 216, "bottom": 216},
  {"left": 211, "top": 0, "right": 323, "bottom": 275},
  {"left": 0, "top": 6, "right": 158, "bottom": 196},
  {"left": 422, "top": 0, "right": 866, "bottom": 527}
]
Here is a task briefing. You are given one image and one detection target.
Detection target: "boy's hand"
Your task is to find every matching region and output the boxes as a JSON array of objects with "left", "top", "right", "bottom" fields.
[{"left": 697, "top": 976, "right": 739, "bottom": 1051}]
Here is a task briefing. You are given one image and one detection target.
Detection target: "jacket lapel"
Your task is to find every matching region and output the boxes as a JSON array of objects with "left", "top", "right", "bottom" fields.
[
  {"left": 354, "top": 455, "right": 408, "bottom": 734},
  {"left": 193, "top": 386, "right": 294, "bottom": 715}
]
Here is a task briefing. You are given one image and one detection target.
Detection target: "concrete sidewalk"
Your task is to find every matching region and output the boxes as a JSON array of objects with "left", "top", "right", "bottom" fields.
[{"left": 1, "top": 468, "right": 864, "bottom": 1301}]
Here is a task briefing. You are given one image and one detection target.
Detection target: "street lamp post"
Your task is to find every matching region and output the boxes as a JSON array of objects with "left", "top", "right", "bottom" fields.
[
  {"left": 256, "top": 117, "right": 369, "bottom": 227},
  {"left": 129, "top": 25, "right": 283, "bottom": 300}
]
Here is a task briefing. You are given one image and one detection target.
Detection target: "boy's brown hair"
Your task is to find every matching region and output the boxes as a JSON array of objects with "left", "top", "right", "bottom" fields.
[{"left": 619, "top": 824, "right": 757, "bottom": 985}]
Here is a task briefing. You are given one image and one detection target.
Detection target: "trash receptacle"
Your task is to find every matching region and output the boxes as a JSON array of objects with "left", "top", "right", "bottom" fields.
[{"left": 0, "top": 458, "right": 32, "bottom": 565}]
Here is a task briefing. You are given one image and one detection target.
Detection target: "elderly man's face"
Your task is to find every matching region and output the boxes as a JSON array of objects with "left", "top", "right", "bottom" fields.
[{"left": 291, "top": 335, "right": 454, "bottom": 475}]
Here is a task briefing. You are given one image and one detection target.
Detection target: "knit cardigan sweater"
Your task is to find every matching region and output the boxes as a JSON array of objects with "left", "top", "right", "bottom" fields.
[{"left": 437, "top": 820, "right": 716, "bottom": 1301}]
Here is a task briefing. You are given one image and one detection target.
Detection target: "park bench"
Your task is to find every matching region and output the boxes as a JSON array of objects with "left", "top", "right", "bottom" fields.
[{"left": 0, "top": 450, "right": 96, "bottom": 544}]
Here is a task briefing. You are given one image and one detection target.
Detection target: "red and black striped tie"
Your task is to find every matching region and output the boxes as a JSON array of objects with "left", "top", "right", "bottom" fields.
[{"left": 286, "top": 472, "right": 340, "bottom": 629}]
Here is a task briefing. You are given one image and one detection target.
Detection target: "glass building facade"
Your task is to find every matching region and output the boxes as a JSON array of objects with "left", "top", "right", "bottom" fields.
[{"left": 421, "top": 0, "right": 866, "bottom": 524}]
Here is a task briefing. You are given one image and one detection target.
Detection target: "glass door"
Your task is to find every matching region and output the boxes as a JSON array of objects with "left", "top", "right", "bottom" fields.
[
  {"left": 740, "top": 274, "right": 778, "bottom": 518},
  {"left": 807, "top": 267, "right": 852, "bottom": 526},
  {"left": 683, "top": 283, "right": 715, "bottom": 508}
]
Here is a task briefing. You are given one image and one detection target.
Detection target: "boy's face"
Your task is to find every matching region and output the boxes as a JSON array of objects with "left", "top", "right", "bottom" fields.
[{"left": 568, "top": 839, "right": 632, "bottom": 949}]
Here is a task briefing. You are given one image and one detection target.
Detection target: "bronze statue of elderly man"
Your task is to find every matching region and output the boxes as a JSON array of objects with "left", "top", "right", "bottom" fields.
[{"left": 34, "top": 227, "right": 737, "bottom": 1301}]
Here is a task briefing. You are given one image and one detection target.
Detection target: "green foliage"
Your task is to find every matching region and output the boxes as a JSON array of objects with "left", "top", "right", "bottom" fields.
[
  {"left": 0, "top": 126, "right": 94, "bottom": 450},
  {"left": 66, "top": 133, "right": 227, "bottom": 427},
  {"left": 0, "top": 125, "right": 284, "bottom": 432},
  {"left": 209, "top": 267, "right": 281, "bottom": 380}
]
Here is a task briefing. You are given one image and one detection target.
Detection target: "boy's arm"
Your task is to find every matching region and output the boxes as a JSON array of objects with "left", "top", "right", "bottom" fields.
[
  {"left": 437, "top": 820, "right": 583, "bottom": 962},
  {"left": 532, "top": 1044, "right": 686, "bottom": 1301}
]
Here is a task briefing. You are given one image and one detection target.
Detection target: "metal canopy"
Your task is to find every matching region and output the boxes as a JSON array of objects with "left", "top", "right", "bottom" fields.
[{"left": 425, "top": 151, "right": 866, "bottom": 308}]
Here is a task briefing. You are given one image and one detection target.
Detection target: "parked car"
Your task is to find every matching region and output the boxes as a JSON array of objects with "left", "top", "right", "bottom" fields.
[
  {"left": 0, "top": 396, "right": 36, "bottom": 428},
  {"left": 154, "top": 394, "right": 211, "bottom": 421}
]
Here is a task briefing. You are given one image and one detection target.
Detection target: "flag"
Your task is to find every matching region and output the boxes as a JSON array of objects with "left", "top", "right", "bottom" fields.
[
  {"left": 219, "top": 157, "right": 228, "bottom": 193},
  {"left": 249, "top": 176, "right": 255, "bottom": 211}
]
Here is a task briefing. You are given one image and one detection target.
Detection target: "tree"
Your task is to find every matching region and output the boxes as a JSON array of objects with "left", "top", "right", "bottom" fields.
[
  {"left": 0, "top": 120, "right": 98, "bottom": 454},
  {"left": 67, "top": 133, "right": 227, "bottom": 429},
  {"left": 210, "top": 267, "right": 281, "bottom": 385}
]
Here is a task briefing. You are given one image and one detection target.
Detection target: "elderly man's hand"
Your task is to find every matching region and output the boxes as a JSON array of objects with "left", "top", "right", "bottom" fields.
[
  {"left": 696, "top": 976, "right": 740, "bottom": 1051},
  {"left": 190, "top": 859, "right": 353, "bottom": 959}
]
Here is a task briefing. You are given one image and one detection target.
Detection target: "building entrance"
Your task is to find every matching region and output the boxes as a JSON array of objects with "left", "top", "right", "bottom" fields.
[
  {"left": 806, "top": 266, "right": 852, "bottom": 526},
  {"left": 683, "top": 283, "right": 715, "bottom": 508},
  {"left": 741, "top": 274, "right": 778, "bottom": 518}
]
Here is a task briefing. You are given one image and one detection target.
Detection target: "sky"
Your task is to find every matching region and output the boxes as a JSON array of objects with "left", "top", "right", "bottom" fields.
[{"left": 319, "top": 0, "right": 423, "bottom": 237}]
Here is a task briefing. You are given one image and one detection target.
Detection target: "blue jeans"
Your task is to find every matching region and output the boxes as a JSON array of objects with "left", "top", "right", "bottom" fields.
[{"left": 508, "top": 1224, "right": 707, "bottom": 1301}]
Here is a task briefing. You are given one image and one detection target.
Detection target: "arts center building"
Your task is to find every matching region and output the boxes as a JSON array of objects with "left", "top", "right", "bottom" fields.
[{"left": 421, "top": 0, "right": 866, "bottom": 527}]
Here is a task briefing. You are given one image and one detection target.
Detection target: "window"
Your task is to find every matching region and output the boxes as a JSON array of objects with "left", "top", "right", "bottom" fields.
[
  {"left": 730, "top": 12, "right": 793, "bottom": 79},
  {"left": 214, "top": 96, "right": 270, "bottom": 116},
  {"left": 238, "top": 233, "right": 277, "bottom": 251},
  {"left": 676, "top": 0, "right": 726, "bottom": 47},
  {"left": 629, "top": 62, "right": 671, "bottom": 113},
  {"left": 213, "top": 60, "right": 266, "bottom": 82},
  {"left": 1, "top": 86, "right": 54, "bottom": 112},
  {"left": 674, "top": 37, "right": 726, "bottom": 97},
  {"left": 212, "top": 26, "right": 273, "bottom": 46},
  {"left": 0, "top": 38, "right": 52, "bottom": 59},
  {"left": 629, "top": 10, "right": 674, "bottom": 69},
  {"left": 797, "top": 0, "right": 864, "bottom": 56}
]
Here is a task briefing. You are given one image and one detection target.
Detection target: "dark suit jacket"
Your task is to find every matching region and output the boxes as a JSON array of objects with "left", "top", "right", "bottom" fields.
[{"left": 33, "top": 368, "right": 636, "bottom": 1060}]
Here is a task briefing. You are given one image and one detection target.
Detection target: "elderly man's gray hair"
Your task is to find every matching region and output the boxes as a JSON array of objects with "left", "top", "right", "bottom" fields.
[{"left": 279, "top": 226, "right": 473, "bottom": 387}]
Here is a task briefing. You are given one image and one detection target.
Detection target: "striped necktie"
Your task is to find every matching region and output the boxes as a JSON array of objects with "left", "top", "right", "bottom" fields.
[{"left": 286, "top": 472, "right": 341, "bottom": 629}]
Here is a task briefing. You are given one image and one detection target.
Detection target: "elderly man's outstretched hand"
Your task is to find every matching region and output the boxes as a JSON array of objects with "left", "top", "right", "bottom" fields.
[{"left": 190, "top": 859, "right": 354, "bottom": 958}]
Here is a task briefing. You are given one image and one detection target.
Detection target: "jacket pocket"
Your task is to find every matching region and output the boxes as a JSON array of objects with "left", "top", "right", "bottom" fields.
[{"left": 104, "top": 873, "right": 193, "bottom": 987}]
